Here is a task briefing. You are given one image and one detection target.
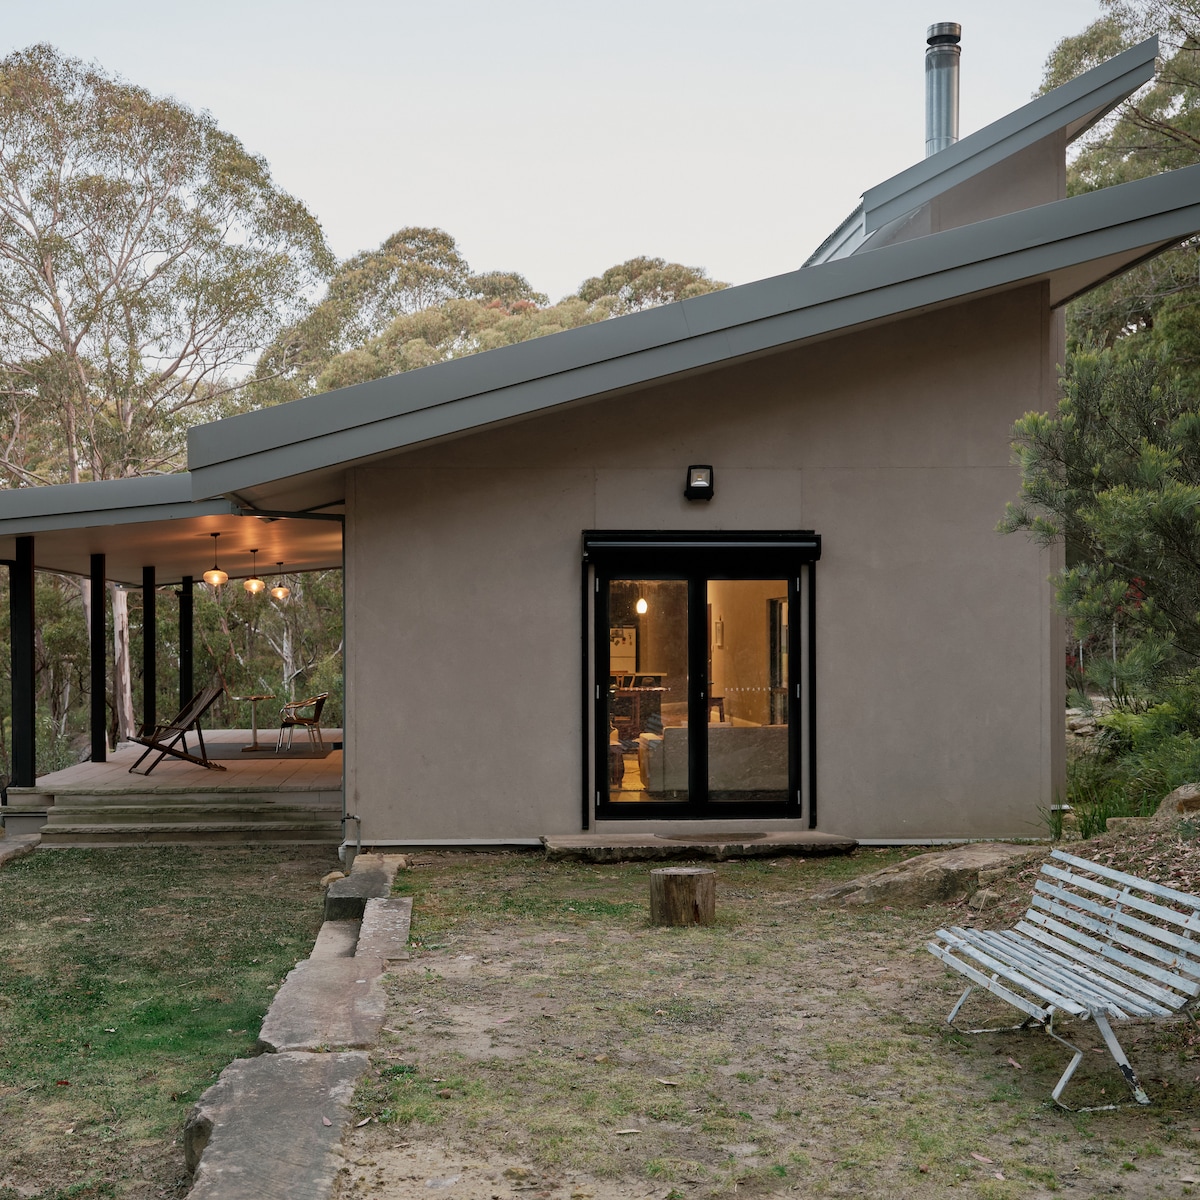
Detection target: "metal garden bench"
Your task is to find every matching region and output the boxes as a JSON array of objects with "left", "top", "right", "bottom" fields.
[{"left": 926, "top": 848, "right": 1200, "bottom": 1109}]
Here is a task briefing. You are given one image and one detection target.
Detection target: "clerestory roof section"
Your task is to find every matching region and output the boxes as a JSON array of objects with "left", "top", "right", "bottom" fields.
[
  {"left": 187, "top": 158, "right": 1200, "bottom": 505},
  {"left": 805, "top": 36, "right": 1159, "bottom": 265}
]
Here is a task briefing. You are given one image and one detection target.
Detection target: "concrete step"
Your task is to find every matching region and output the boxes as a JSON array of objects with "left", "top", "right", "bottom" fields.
[
  {"left": 44, "top": 803, "right": 340, "bottom": 826},
  {"left": 37, "top": 821, "right": 342, "bottom": 846},
  {"left": 33, "top": 789, "right": 341, "bottom": 805}
]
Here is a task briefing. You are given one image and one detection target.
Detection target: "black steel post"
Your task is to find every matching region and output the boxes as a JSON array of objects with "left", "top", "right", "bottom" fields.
[
  {"left": 142, "top": 565, "right": 156, "bottom": 734},
  {"left": 90, "top": 553, "right": 106, "bottom": 763},
  {"left": 178, "top": 576, "right": 194, "bottom": 709},
  {"left": 9, "top": 536, "right": 35, "bottom": 787}
]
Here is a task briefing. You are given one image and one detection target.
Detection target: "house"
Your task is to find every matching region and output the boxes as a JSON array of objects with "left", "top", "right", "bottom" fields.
[{"left": 1, "top": 33, "right": 1197, "bottom": 848}]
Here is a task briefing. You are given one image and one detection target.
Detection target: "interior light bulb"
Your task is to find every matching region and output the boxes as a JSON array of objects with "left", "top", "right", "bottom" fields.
[{"left": 636, "top": 597, "right": 648, "bottom": 615}]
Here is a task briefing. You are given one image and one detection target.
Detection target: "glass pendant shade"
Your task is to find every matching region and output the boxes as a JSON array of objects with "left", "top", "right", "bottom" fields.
[
  {"left": 243, "top": 549, "right": 265, "bottom": 595},
  {"left": 270, "top": 563, "right": 290, "bottom": 601},
  {"left": 204, "top": 533, "right": 228, "bottom": 587}
]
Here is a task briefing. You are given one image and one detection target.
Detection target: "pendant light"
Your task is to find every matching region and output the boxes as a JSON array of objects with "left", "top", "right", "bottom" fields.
[
  {"left": 270, "top": 563, "right": 290, "bottom": 601},
  {"left": 243, "top": 549, "right": 265, "bottom": 595},
  {"left": 203, "top": 532, "right": 228, "bottom": 588},
  {"left": 635, "top": 597, "right": 648, "bottom": 615}
]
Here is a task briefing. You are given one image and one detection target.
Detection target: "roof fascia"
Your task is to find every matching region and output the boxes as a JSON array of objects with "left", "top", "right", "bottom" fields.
[
  {"left": 0, "top": 473, "right": 238, "bottom": 536},
  {"left": 861, "top": 36, "right": 1158, "bottom": 235},
  {"left": 186, "top": 163, "right": 1200, "bottom": 501}
]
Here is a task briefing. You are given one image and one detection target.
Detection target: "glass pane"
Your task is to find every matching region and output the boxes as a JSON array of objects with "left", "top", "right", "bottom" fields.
[
  {"left": 606, "top": 579, "right": 688, "bottom": 803},
  {"left": 706, "top": 580, "right": 789, "bottom": 803}
]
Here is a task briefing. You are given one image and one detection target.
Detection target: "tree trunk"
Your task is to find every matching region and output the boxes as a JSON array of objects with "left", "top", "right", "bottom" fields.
[
  {"left": 110, "top": 583, "right": 136, "bottom": 741},
  {"left": 650, "top": 867, "right": 716, "bottom": 926}
]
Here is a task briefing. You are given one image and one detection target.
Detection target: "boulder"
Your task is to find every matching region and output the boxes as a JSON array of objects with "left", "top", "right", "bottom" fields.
[
  {"left": 1150, "top": 783, "right": 1200, "bottom": 826},
  {"left": 814, "top": 843, "right": 1040, "bottom": 907}
]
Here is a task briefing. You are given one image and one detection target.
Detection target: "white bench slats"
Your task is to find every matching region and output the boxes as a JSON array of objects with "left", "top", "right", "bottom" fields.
[
  {"left": 956, "top": 927, "right": 1141, "bottom": 1017},
  {"left": 1041, "top": 864, "right": 1200, "bottom": 943},
  {"left": 1051, "top": 849, "right": 1200, "bottom": 910},
  {"left": 1027, "top": 897, "right": 1200, "bottom": 990},
  {"left": 928, "top": 851, "right": 1200, "bottom": 1108},
  {"left": 1027, "top": 888, "right": 1200, "bottom": 979},
  {"left": 1014, "top": 920, "right": 1185, "bottom": 1010},
  {"left": 933, "top": 927, "right": 1090, "bottom": 1015},
  {"left": 925, "top": 939, "right": 1052, "bottom": 1023},
  {"left": 985, "top": 928, "right": 1168, "bottom": 1017}
]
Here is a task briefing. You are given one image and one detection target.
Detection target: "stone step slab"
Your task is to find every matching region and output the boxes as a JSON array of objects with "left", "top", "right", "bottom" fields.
[
  {"left": 256, "top": 957, "right": 386, "bottom": 1053},
  {"left": 184, "top": 1049, "right": 368, "bottom": 1198},
  {"left": 37, "top": 823, "right": 340, "bottom": 847},
  {"left": 46, "top": 804, "right": 339, "bottom": 826},
  {"left": 311, "top": 919, "right": 361, "bottom": 959},
  {"left": 324, "top": 852, "right": 400, "bottom": 919},
  {"left": 356, "top": 896, "right": 413, "bottom": 962}
]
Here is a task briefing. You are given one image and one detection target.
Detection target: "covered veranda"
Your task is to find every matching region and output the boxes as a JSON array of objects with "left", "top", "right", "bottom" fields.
[{"left": 0, "top": 474, "right": 344, "bottom": 842}]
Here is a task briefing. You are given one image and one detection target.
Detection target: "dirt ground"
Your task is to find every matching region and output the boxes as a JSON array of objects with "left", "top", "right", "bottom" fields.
[{"left": 331, "top": 853, "right": 1200, "bottom": 1200}]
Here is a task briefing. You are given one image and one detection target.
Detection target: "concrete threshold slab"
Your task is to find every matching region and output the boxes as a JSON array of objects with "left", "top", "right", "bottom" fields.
[
  {"left": 543, "top": 831, "right": 856, "bottom": 862},
  {"left": 257, "top": 958, "right": 386, "bottom": 1053},
  {"left": 184, "top": 1050, "right": 368, "bottom": 1199}
]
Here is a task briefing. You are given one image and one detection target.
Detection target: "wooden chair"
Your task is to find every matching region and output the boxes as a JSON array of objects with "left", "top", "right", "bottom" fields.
[
  {"left": 129, "top": 684, "right": 227, "bottom": 775},
  {"left": 276, "top": 693, "right": 329, "bottom": 751}
]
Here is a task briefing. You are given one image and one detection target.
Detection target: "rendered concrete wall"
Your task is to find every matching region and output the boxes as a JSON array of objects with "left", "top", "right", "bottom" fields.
[{"left": 344, "top": 283, "right": 1064, "bottom": 843}]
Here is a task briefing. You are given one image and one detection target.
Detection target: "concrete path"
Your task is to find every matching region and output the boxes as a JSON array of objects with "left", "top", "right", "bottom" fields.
[{"left": 184, "top": 855, "right": 411, "bottom": 1199}]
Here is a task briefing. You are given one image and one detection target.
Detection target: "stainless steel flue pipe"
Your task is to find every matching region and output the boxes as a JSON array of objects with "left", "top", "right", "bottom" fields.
[{"left": 925, "top": 22, "right": 961, "bottom": 157}]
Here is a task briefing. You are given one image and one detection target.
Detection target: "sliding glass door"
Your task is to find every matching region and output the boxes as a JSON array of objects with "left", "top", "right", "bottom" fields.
[{"left": 585, "top": 532, "right": 820, "bottom": 822}]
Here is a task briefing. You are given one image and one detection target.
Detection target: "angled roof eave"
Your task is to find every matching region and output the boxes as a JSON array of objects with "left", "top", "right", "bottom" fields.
[
  {"left": 185, "top": 162, "right": 1200, "bottom": 503},
  {"left": 861, "top": 35, "right": 1158, "bottom": 235},
  {"left": 0, "top": 473, "right": 238, "bottom": 539}
]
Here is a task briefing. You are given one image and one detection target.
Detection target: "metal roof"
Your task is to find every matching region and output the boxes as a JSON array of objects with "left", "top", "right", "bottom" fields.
[
  {"left": 0, "top": 474, "right": 342, "bottom": 585},
  {"left": 186, "top": 158, "right": 1200, "bottom": 503}
]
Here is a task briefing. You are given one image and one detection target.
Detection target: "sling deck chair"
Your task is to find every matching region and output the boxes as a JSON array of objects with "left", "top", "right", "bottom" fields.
[
  {"left": 128, "top": 684, "right": 227, "bottom": 775},
  {"left": 927, "top": 849, "right": 1200, "bottom": 1110}
]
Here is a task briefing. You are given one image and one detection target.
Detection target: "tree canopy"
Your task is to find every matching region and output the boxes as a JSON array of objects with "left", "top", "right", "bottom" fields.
[
  {"left": 1044, "top": 2, "right": 1200, "bottom": 360},
  {"left": 248, "top": 238, "right": 726, "bottom": 402},
  {"left": 0, "top": 44, "right": 334, "bottom": 486}
]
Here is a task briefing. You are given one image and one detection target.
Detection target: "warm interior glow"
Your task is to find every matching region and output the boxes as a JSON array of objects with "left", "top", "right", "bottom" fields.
[{"left": 636, "top": 597, "right": 648, "bottom": 614}]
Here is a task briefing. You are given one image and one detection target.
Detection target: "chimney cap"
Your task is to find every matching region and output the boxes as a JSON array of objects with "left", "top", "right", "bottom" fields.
[{"left": 927, "top": 21, "right": 961, "bottom": 46}]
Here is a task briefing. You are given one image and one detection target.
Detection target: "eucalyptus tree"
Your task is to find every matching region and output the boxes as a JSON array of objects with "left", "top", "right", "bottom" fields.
[
  {"left": 0, "top": 44, "right": 333, "bottom": 740},
  {"left": 1044, "top": 2, "right": 1200, "bottom": 360}
]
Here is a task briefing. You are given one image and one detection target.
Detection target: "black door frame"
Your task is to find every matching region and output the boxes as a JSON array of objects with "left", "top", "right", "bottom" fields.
[{"left": 582, "top": 531, "right": 821, "bottom": 825}]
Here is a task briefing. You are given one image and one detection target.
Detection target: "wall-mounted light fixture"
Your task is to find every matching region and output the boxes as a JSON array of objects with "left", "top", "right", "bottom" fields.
[
  {"left": 270, "top": 563, "right": 290, "bottom": 601},
  {"left": 684, "top": 464, "right": 714, "bottom": 501},
  {"left": 243, "top": 549, "right": 265, "bottom": 595},
  {"left": 203, "top": 532, "right": 228, "bottom": 587},
  {"left": 635, "top": 597, "right": 648, "bottom": 615}
]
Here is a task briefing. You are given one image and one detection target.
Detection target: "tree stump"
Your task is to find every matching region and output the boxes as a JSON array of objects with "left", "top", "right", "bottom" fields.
[{"left": 650, "top": 867, "right": 716, "bottom": 926}]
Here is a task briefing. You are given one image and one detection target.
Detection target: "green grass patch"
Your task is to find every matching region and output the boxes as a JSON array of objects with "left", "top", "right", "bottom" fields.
[{"left": 0, "top": 846, "right": 338, "bottom": 1197}]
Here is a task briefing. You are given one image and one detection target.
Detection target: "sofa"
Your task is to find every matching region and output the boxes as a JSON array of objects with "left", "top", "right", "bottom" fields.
[{"left": 637, "top": 724, "right": 788, "bottom": 795}]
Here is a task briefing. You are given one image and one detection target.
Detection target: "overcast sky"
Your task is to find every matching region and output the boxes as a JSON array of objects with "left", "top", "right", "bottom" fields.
[{"left": 9, "top": 0, "right": 1104, "bottom": 302}]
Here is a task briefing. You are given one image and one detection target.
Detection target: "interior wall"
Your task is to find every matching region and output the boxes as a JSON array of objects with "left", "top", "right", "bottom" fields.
[{"left": 344, "top": 283, "right": 1061, "bottom": 842}]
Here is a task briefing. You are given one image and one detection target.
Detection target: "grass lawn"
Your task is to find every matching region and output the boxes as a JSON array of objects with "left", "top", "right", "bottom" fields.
[
  {"left": 0, "top": 845, "right": 340, "bottom": 1200},
  {"left": 340, "top": 846, "right": 1200, "bottom": 1200}
]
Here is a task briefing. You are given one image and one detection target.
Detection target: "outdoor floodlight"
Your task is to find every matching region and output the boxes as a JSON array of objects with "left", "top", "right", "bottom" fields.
[{"left": 684, "top": 465, "right": 714, "bottom": 501}]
